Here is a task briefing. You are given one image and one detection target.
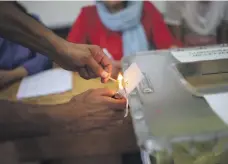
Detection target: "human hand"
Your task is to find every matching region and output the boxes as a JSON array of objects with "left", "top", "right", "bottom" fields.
[
  {"left": 70, "top": 88, "right": 126, "bottom": 113},
  {"left": 111, "top": 60, "right": 122, "bottom": 79},
  {"left": 55, "top": 88, "right": 127, "bottom": 132},
  {"left": 0, "top": 67, "right": 27, "bottom": 88},
  {"left": 55, "top": 43, "right": 112, "bottom": 83},
  {"left": 0, "top": 70, "right": 12, "bottom": 88}
]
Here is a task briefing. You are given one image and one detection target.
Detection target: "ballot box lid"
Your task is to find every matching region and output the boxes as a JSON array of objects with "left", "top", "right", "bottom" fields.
[{"left": 121, "top": 48, "right": 228, "bottom": 153}]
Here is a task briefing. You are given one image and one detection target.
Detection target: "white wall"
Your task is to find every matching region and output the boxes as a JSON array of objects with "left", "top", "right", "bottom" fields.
[{"left": 20, "top": 1, "right": 166, "bottom": 28}]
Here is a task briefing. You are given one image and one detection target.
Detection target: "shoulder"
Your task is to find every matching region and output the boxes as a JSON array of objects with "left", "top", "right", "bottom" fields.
[
  {"left": 72, "top": 5, "right": 99, "bottom": 32},
  {"left": 80, "top": 5, "right": 97, "bottom": 16},
  {"left": 143, "top": 1, "right": 162, "bottom": 16},
  {"left": 143, "top": 1, "right": 157, "bottom": 11}
]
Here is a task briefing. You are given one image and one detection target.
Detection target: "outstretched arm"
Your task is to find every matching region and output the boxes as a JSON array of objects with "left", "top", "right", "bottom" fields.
[
  {"left": 146, "top": 1, "right": 182, "bottom": 49},
  {"left": 0, "top": 88, "right": 126, "bottom": 141},
  {"left": 0, "top": 100, "right": 66, "bottom": 141},
  {"left": 0, "top": 2, "right": 65, "bottom": 61},
  {"left": 0, "top": 2, "right": 112, "bottom": 81}
]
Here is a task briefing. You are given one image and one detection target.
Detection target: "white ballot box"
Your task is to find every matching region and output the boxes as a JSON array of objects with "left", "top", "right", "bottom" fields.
[{"left": 121, "top": 44, "right": 228, "bottom": 164}]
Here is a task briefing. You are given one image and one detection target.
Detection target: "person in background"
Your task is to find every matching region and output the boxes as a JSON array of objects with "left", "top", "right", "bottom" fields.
[
  {"left": 165, "top": 1, "right": 228, "bottom": 47},
  {"left": 0, "top": 5, "right": 52, "bottom": 88},
  {"left": 67, "top": 1, "right": 181, "bottom": 78}
]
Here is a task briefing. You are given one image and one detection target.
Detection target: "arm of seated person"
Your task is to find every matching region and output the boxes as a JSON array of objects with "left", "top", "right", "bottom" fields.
[
  {"left": 169, "top": 25, "right": 183, "bottom": 43},
  {"left": 145, "top": 2, "right": 182, "bottom": 48},
  {"left": 0, "top": 67, "right": 27, "bottom": 88},
  {"left": 0, "top": 53, "right": 52, "bottom": 88},
  {"left": 22, "top": 52, "right": 53, "bottom": 76},
  {"left": 165, "top": 2, "right": 183, "bottom": 42},
  {"left": 164, "top": 1, "right": 184, "bottom": 47}
]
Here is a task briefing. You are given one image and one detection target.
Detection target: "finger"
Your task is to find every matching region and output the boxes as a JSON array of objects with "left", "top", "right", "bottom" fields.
[
  {"left": 85, "top": 55, "right": 109, "bottom": 79},
  {"left": 102, "top": 65, "right": 112, "bottom": 83},
  {"left": 78, "top": 68, "right": 90, "bottom": 80},
  {"left": 88, "top": 46, "right": 111, "bottom": 79},
  {"left": 112, "top": 60, "right": 122, "bottom": 69},
  {"left": 99, "top": 52, "right": 112, "bottom": 83},
  {"left": 94, "top": 88, "right": 116, "bottom": 97},
  {"left": 101, "top": 55, "right": 112, "bottom": 75},
  {"left": 86, "top": 66, "right": 98, "bottom": 79},
  {"left": 90, "top": 46, "right": 112, "bottom": 75},
  {"left": 103, "top": 97, "right": 127, "bottom": 110}
]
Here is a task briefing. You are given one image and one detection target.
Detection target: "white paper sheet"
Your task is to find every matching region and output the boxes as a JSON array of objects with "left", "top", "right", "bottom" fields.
[
  {"left": 123, "top": 63, "right": 143, "bottom": 94},
  {"left": 17, "top": 68, "right": 72, "bottom": 99},
  {"left": 204, "top": 92, "right": 228, "bottom": 125},
  {"left": 171, "top": 47, "right": 228, "bottom": 63}
]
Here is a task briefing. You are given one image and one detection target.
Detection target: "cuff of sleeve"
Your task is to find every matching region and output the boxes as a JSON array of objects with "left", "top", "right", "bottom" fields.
[
  {"left": 23, "top": 62, "right": 37, "bottom": 76},
  {"left": 23, "top": 58, "right": 53, "bottom": 76}
]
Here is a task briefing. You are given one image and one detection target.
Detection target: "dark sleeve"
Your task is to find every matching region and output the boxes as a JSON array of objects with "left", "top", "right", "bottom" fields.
[{"left": 22, "top": 52, "right": 53, "bottom": 75}]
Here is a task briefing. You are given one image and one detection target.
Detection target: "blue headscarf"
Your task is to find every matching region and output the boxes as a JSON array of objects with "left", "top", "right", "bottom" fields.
[{"left": 96, "top": 1, "right": 150, "bottom": 57}]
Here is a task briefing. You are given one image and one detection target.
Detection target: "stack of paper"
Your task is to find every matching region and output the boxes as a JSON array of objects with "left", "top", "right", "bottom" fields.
[{"left": 17, "top": 68, "right": 72, "bottom": 99}]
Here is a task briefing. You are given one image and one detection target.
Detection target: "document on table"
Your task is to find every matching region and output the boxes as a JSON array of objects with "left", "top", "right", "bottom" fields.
[
  {"left": 17, "top": 68, "right": 72, "bottom": 99},
  {"left": 204, "top": 92, "right": 228, "bottom": 125}
]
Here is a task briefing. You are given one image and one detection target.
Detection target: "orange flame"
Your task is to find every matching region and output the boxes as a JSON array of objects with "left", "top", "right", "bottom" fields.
[{"left": 117, "top": 73, "right": 124, "bottom": 90}]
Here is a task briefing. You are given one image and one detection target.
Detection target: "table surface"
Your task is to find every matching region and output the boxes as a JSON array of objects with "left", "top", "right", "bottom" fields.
[{"left": 0, "top": 72, "right": 138, "bottom": 162}]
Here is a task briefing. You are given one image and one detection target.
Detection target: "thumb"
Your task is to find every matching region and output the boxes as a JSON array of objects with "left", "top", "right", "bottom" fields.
[
  {"left": 86, "top": 56, "right": 110, "bottom": 79},
  {"left": 95, "top": 88, "right": 116, "bottom": 97}
]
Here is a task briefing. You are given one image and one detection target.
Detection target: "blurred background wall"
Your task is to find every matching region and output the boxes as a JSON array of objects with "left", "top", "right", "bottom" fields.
[{"left": 19, "top": 1, "right": 166, "bottom": 28}]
